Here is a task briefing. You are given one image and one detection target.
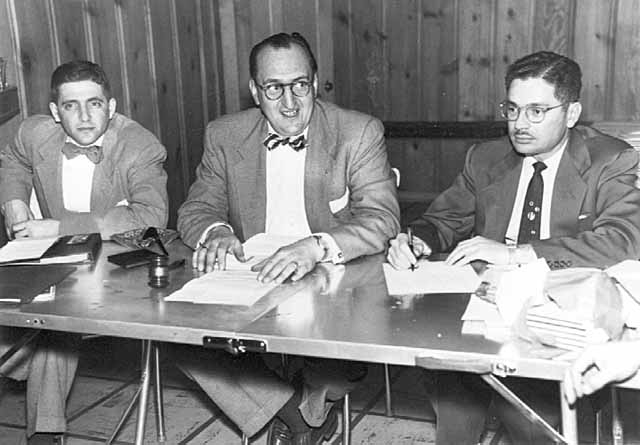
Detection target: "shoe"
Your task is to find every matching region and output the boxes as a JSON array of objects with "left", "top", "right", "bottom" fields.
[
  {"left": 27, "top": 433, "right": 65, "bottom": 445},
  {"left": 267, "top": 406, "right": 339, "bottom": 445}
]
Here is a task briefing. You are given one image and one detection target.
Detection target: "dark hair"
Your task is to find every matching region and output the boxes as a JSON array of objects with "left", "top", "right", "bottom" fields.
[
  {"left": 50, "top": 60, "right": 111, "bottom": 103},
  {"left": 505, "top": 51, "right": 581, "bottom": 103},
  {"left": 249, "top": 32, "right": 317, "bottom": 80}
]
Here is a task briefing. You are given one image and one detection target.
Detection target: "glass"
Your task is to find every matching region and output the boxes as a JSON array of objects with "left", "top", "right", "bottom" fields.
[
  {"left": 499, "top": 101, "right": 566, "bottom": 123},
  {"left": 255, "top": 80, "right": 312, "bottom": 100}
]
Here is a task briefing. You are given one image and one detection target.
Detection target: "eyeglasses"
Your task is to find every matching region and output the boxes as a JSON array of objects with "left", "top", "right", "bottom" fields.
[
  {"left": 499, "top": 101, "right": 566, "bottom": 123},
  {"left": 255, "top": 80, "right": 313, "bottom": 101}
]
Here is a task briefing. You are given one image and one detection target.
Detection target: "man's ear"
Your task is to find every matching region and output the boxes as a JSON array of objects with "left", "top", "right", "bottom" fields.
[
  {"left": 108, "top": 98, "right": 117, "bottom": 119},
  {"left": 566, "top": 102, "right": 582, "bottom": 128},
  {"left": 249, "top": 79, "right": 260, "bottom": 107},
  {"left": 49, "top": 102, "right": 60, "bottom": 122},
  {"left": 312, "top": 73, "right": 319, "bottom": 98}
]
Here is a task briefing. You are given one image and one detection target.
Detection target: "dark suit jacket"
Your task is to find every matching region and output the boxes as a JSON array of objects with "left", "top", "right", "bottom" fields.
[
  {"left": 0, "top": 113, "right": 168, "bottom": 239},
  {"left": 177, "top": 100, "right": 400, "bottom": 262},
  {"left": 412, "top": 125, "right": 640, "bottom": 269}
]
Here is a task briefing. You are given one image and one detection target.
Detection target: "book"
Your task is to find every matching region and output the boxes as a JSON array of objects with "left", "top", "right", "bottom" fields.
[
  {"left": 0, "top": 233, "right": 102, "bottom": 265},
  {"left": 0, "top": 265, "right": 76, "bottom": 304}
]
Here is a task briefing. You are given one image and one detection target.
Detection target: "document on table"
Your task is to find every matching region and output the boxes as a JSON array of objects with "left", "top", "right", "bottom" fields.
[
  {"left": 165, "top": 233, "right": 300, "bottom": 305},
  {"left": 0, "top": 237, "right": 58, "bottom": 264},
  {"left": 383, "top": 260, "right": 481, "bottom": 295}
]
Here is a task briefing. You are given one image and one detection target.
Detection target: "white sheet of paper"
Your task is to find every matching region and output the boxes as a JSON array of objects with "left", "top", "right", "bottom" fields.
[
  {"left": 605, "top": 260, "right": 640, "bottom": 328},
  {"left": 0, "top": 237, "right": 58, "bottom": 264},
  {"left": 383, "top": 260, "right": 481, "bottom": 295},
  {"left": 494, "top": 258, "right": 549, "bottom": 325},
  {"left": 165, "top": 233, "right": 300, "bottom": 305}
]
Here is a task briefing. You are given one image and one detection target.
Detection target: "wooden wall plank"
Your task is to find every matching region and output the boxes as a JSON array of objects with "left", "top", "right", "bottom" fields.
[
  {"left": 532, "top": 0, "right": 574, "bottom": 55},
  {"left": 201, "top": 0, "right": 224, "bottom": 121},
  {"left": 573, "top": 0, "right": 614, "bottom": 121},
  {"left": 218, "top": 0, "right": 241, "bottom": 112},
  {"left": 13, "top": 0, "right": 56, "bottom": 114},
  {"left": 458, "top": 0, "right": 494, "bottom": 120},
  {"left": 332, "top": 0, "right": 352, "bottom": 110},
  {"left": 231, "top": 0, "right": 253, "bottom": 109},
  {"left": 611, "top": 0, "right": 640, "bottom": 120},
  {"left": 315, "top": 0, "right": 335, "bottom": 103},
  {"left": 118, "top": 0, "right": 154, "bottom": 131},
  {"left": 174, "top": 0, "right": 205, "bottom": 180},
  {"left": 386, "top": 0, "right": 419, "bottom": 120},
  {"left": 149, "top": 0, "right": 183, "bottom": 227},
  {"left": 493, "top": 0, "right": 533, "bottom": 109},
  {"left": 85, "top": 0, "right": 124, "bottom": 110},
  {"left": 52, "top": 0, "right": 88, "bottom": 64}
]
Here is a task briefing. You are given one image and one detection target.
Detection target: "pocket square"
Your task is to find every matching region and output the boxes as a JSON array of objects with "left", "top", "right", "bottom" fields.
[
  {"left": 578, "top": 213, "right": 590, "bottom": 220},
  {"left": 329, "top": 188, "right": 349, "bottom": 213},
  {"left": 116, "top": 199, "right": 130, "bottom": 207}
]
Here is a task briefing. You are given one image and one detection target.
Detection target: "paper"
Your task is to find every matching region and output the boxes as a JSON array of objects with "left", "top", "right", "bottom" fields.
[
  {"left": 165, "top": 233, "right": 300, "bottom": 305},
  {"left": 494, "top": 258, "right": 549, "bottom": 325},
  {"left": 383, "top": 260, "right": 481, "bottom": 295},
  {"left": 605, "top": 260, "right": 640, "bottom": 328},
  {"left": 0, "top": 237, "right": 58, "bottom": 264}
]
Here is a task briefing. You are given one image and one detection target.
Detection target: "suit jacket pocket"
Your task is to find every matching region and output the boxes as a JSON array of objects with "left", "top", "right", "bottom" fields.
[{"left": 329, "top": 187, "right": 349, "bottom": 214}]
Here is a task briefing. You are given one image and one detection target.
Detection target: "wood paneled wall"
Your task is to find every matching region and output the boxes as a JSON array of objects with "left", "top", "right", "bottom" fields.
[{"left": 7, "top": 0, "right": 640, "bottom": 226}]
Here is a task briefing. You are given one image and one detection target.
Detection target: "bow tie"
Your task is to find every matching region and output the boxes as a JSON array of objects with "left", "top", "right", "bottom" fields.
[
  {"left": 263, "top": 133, "right": 307, "bottom": 152},
  {"left": 61, "top": 142, "right": 103, "bottom": 164}
]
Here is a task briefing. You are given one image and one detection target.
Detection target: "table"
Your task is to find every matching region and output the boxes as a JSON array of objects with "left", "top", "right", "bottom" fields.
[{"left": 1, "top": 241, "right": 636, "bottom": 444}]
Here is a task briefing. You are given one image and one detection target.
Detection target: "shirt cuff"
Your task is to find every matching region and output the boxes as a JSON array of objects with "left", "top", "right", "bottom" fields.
[
  {"left": 197, "top": 222, "right": 234, "bottom": 247},
  {"left": 508, "top": 244, "right": 537, "bottom": 265},
  {"left": 313, "top": 232, "right": 345, "bottom": 264}
]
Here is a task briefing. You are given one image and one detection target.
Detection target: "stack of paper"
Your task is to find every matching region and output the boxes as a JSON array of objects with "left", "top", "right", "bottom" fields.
[{"left": 525, "top": 303, "right": 589, "bottom": 351}]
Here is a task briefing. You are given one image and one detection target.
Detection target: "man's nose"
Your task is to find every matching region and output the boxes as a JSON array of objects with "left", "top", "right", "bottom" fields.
[
  {"left": 281, "top": 86, "right": 296, "bottom": 108},
  {"left": 78, "top": 105, "right": 91, "bottom": 122},
  {"left": 513, "top": 108, "right": 529, "bottom": 129}
]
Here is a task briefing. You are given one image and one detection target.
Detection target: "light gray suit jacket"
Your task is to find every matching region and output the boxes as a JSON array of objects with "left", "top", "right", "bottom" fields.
[
  {"left": 413, "top": 125, "right": 640, "bottom": 268},
  {"left": 178, "top": 100, "right": 400, "bottom": 262},
  {"left": 0, "top": 113, "right": 168, "bottom": 238}
]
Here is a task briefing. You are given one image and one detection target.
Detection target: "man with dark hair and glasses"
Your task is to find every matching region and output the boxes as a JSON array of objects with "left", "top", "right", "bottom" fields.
[
  {"left": 387, "top": 51, "right": 640, "bottom": 444},
  {"left": 177, "top": 32, "right": 399, "bottom": 444}
]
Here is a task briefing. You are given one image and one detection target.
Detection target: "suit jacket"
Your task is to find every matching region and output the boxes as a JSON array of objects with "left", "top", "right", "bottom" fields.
[
  {"left": 413, "top": 125, "right": 640, "bottom": 269},
  {"left": 0, "top": 113, "right": 168, "bottom": 239},
  {"left": 178, "top": 100, "right": 400, "bottom": 262}
]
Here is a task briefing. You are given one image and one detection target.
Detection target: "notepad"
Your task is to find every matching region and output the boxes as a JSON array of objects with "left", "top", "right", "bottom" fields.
[{"left": 0, "top": 233, "right": 102, "bottom": 265}]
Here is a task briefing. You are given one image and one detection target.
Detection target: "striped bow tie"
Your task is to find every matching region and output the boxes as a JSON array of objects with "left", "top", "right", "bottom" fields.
[
  {"left": 263, "top": 133, "right": 307, "bottom": 152},
  {"left": 62, "top": 142, "right": 103, "bottom": 164}
]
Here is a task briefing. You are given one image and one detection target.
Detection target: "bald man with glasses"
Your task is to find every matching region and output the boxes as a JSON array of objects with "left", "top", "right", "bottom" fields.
[{"left": 388, "top": 51, "right": 640, "bottom": 444}]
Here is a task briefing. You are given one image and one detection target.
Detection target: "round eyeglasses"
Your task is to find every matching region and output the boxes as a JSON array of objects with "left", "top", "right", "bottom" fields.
[
  {"left": 499, "top": 101, "right": 566, "bottom": 124},
  {"left": 255, "top": 80, "right": 313, "bottom": 101}
]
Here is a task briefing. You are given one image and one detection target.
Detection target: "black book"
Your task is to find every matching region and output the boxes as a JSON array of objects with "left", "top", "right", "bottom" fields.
[{"left": 40, "top": 233, "right": 102, "bottom": 264}]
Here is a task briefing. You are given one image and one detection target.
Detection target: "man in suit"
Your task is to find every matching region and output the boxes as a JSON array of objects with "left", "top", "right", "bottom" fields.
[
  {"left": 177, "top": 32, "right": 399, "bottom": 444},
  {"left": 0, "top": 60, "right": 168, "bottom": 444},
  {"left": 388, "top": 51, "right": 640, "bottom": 444}
]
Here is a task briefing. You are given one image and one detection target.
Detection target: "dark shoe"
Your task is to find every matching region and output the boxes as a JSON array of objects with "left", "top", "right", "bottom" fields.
[
  {"left": 267, "top": 406, "right": 339, "bottom": 445},
  {"left": 27, "top": 433, "right": 65, "bottom": 445}
]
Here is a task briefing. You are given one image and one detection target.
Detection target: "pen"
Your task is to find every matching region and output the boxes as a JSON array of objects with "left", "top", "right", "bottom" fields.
[{"left": 407, "top": 227, "right": 416, "bottom": 271}]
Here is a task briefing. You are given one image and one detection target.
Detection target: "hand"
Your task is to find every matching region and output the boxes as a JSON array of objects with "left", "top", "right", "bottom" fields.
[
  {"left": 387, "top": 233, "right": 431, "bottom": 270},
  {"left": 193, "top": 226, "right": 245, "bottom": 272},
  {"left": 563, "top": 341, "right": 640, "bottom": 405},
  {"left": 12, "top": 219, "right": 60, "bottom": 238},
  {"left": 251, "top": 236, "right": 324, "bottom": 284},
  {"left": 445, "top": 236, "right": 509, "bottom": 266},
  {"left": 1, "top": 199, "right": 34, "bottom": 239}
]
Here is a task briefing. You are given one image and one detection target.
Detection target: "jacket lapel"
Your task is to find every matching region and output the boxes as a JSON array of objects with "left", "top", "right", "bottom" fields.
[
  {"left": 481, "top": 150, "right": 522, "bottom": 240},
  {"left": 304, "top": 103, "right": 336, "bottom": 233},
  {"left": 550, "top": 131, "right": 589, "bottom": 234},
  {"left": 33, "top": 135, "right": 65, "bottom": 218},
  {"left": 233, "top": 118, "right": 267, "bottom": 238}
]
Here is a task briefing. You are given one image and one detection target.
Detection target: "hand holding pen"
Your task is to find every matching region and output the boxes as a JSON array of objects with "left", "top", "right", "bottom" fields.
[
  {"left": 386, "top": 227, "right": 432, "bottom": 270},
  {"left": 407, "top": 227, "right": 416, "bottom": 271}
]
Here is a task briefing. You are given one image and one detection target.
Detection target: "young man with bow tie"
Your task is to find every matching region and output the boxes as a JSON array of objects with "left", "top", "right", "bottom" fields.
[
  {"left": 388, "top": 51, "right": 640, "bottom": 444},
  {"left": 177, "top": 33, "right": 399, "bottom": 444},
  {"left": 0, "top": 60, "right": 168, "bottom": 241},
  {"left": 0, "top": 60, "right": 168, "bottom": 445}
]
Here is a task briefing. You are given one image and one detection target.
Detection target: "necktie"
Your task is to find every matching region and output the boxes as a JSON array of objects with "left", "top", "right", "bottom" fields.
[
  {"left": 62, "top": 142, "right": 103, "bottom": 164},
  {"left": 517, "top": 161, "right": 547, "bottom": 244},
  {"left": 263, "top": 133, "right": 307, "bottom": 152}
]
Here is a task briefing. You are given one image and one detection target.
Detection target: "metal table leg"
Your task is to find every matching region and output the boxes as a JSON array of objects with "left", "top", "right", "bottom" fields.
[
  {"left": 342, "top": 393, "right": 351, "bottom": 445},
  {"left": 134, "top": 340, "right": 152, "bottom": 444},
  {"left": 153, "top": 344, "right": 166, "bottom": 442},
  {"left": 384, "top": 364, "right": 392, "bottom": 417},
  {"left": 559, "top": 382, "right": 578, "bottom": 445}
]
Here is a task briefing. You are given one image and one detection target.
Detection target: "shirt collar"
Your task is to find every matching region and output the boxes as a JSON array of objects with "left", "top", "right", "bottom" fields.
[
  {"left": 65, "top": 134, "right": 105, "bottom": 148},
  {"left": 523, "top": 138, "right": 567, "bottom": 171}
]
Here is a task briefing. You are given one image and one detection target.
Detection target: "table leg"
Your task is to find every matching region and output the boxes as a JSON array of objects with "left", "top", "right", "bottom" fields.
[
  {"left": 135, "top": 340, "right": 153, "bottom": 444},
  {"left": 481, "top": 374, "right": 570, "bottom": 444},
  {"left": 153, "top": 344, "right": 166, "bottom": 442},
  {"left": 343, "top": 393, "right": 351, "bottom": 445},
  {"left": 559, "top": 382, "right": 578, "bottom": 445},
  {"left": 384, "top": 364, "right": 392, "bottom": 417}
]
